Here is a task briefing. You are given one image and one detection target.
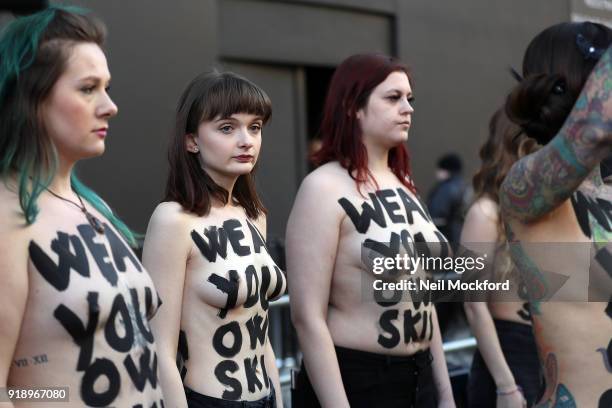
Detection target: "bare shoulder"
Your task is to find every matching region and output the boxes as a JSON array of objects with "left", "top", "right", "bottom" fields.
[
  {"left": 147, "top": 201, "right": 192, "bottom": 229},
  {"left": 298, "top": 162, "right": 352, "bottom": 198},
  {"left": 461, "top": 196, "right": 500, "bottom": 243},
  {"left": 0, "top": 181, "right": 30, "bottom": 239},
  {"left": 466, "top": 196, "right": 499, "bottom": 226}
]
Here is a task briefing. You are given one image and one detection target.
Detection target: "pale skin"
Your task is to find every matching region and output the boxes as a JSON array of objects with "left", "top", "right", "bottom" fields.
[
  {"left": 286, "top": 72, "right": 455, "bottom": 407},
  {"left": 144, "top": 113, "right": 284, "bottom": 407},
  {"left": 500, "top": 46, "right": 612, "bottom": 407},
  {"left": 461, "top": 197, "right": 527, "bottom": 408},
  {"left": 0, "top": 43, "right": 164, "bottom": 407}
]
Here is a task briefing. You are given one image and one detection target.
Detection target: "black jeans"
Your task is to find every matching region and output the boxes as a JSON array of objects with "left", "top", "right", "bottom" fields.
[
  {"left": 185, "top": 385, "right": 276, "bottom": 408},
  {"left": 467, "top": 319, "right": 542, "bottom": 407},
  {"left": 292, "top": 346, "right": 437, "bottom": 408}
]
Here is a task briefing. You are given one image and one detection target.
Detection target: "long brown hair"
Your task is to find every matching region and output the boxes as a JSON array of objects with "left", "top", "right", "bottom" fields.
[
  {"left": 473, "top": 108, "right": 538, "bottom": 280},
  {"left": 164, "top": 71, "right": 271, "bottom": 219}
]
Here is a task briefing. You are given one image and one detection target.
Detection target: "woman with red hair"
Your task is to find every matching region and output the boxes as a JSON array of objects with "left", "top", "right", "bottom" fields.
[{"left": 286, "top": 54, "right": 455, "bottom": 408}]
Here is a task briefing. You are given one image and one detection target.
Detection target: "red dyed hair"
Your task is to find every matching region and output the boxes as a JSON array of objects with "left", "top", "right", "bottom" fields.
[{"left": 311, "top": 53, "right": 416, "bottom": 193}]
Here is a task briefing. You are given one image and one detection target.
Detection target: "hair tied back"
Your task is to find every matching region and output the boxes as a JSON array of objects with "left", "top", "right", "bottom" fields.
[{"left": 576, "top": 33, "right": 605, "bottom": 60}]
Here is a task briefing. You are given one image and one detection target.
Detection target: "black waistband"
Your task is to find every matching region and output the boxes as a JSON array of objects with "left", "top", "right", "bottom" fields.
[
  {"left": 492, "top": 318, "right": 533, "bottom": 333},
  {"left": 334, "top": 345, "right": 432, "bottom": 368},
  {"left": 185, "top": 385, "right": 275, "bottom": 408}
]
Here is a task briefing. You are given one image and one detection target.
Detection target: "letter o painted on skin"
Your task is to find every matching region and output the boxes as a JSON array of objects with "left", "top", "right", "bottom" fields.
[{"left": 212, "top": 321, "right": 242, "bottom": 358}]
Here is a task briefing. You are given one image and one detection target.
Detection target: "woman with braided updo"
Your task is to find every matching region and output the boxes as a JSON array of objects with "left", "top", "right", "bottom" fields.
[{"left": 500, "top": 21, "right": 612, "bottom": 407}]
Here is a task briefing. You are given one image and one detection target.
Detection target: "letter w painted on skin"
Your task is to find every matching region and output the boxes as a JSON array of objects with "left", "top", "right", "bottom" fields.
[
  {"left": 338, "top": 194, "right": 387, "bottom": 233},
  {"left": 191, "top": 226, "right": 228, "bottom": 262}
]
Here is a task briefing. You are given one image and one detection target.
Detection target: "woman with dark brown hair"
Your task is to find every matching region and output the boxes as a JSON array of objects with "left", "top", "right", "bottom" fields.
[
  {"left": 143, "top": 71, "right": 285, "bottom": 408},
  {"left": 286, "top": 53, "right": 454, "bottom": 408},
  {"left": 0, "top": 6, "right": 164, "bottom": 407},
  {"left": 500, "top": 21, "right": 612, "bottom": 407},
  {"left": 462, "top": 108, "right": 540, "bottom": 408}
]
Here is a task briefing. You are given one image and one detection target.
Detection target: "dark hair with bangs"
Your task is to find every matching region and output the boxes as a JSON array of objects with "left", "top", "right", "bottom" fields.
[{"left": 164, "top": 71, "right": 271, "bottom": 218}]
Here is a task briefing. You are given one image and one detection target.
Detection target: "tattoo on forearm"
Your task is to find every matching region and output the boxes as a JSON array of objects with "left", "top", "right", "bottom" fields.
[{"left": 501, "top": 46, "right": 612, "bottom": 223}]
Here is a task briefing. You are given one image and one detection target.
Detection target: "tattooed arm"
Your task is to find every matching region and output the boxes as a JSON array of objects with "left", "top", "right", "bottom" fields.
[
  {"left": 461, "top": 199, "right": 525, "bottom": 407},
  {"left": 286, "top": 172, "right": 349, "bottom": 408},
  {"left": 501, "top": 46, "right": 612, "bottom": 223},
  {"left": 0, "top": 195, "right": 29, "bottom": 408},
  {"left": 143, "top": 202, "right": 191, "bottom": 408}
]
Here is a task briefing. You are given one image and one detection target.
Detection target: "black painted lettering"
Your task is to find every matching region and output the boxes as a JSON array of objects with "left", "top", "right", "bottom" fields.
[
  {"left": 177, "top": 330, "right": 189, "bottom": 380},
  {"left": 338, "top": 194, "right": 387, "bottom": 234},
  {"left": 397, "top": 189, "right": 429, "bottom": 224},
  {"left": 214, "top": 360, "right": 242, "bottom": 400},
  {"left": 244, "top": 356, "right": 263, "bottom": 393},
  {"left": 377, "top": 189, "right": 405, "bottom": 224},
  {"left": 208, "top": 270, "right": 240, "bottom": 319},
  {"left": 105, "top": 293, "right": 134, "bottom": 352},
  {"left": 571, "top": 192, "right": 612, "bottom": 237},
  {"left": 599, "top": 389, "right": 612, "bottom": 408},
  {"left": 191, "top": 226, "right": 228, "bottom": 262},
  {"left": 78, "top": 224, "right": 118, "bottom": 287},
  {"left": 428, "top": 311, "right": 433, "bottom": 341},
  {"left": 595, "top": 247, "right": 612, "bottom": 279},
  {"left": 413, "top": 232, "right": 431, "bottom": 258},
  {"left": 129, "top": 288, "right": 155, "bottom": 343},
  {"left": 403, "top": 309, "right": 422, "bottom": 343},
  {"left": 212, "top": 321, "right": 242, "bottom": 358},
  {"left": 434, "top": 231, "right": 450, "bottom": 258},
  {"left": 420, "top": 310, "right": 429, "bottom": 340},
  {"left": 243, "top": 265, "right": 260, "bottom": 308},
  {"left": 247, "top": 221, "right": 266, "bottom": 254},
  {"left": 29, "top": 232, "right": 89, "bottom": 291},
  {"left": 54, "top": 292, "right": 99, "bottom": 371},
  {"left": 246, "top": 314, "right": 269, "bottom": 349},
  {"left": 224, "top": 219, "right": 250, "bottom": 256},
  {"left": 269, "top": 266, "right": 285, "bottom": 300},
  {"left": 259, "top": 266, "right": 271, "bottom": 310},
  {"left": 374, "top": 286, "right": 402, "bottom": 306},
  {"left": 104, "top": 223, "right": 141, "bottom": 272},
  {"left": 80, "top": 358, "right": 120, "bottom": 407},
  {"left": 260, "top": 354, "right": 269, "bottom": 389},
  {"left": 124, "top": 346, "right": 158, "bottom": 391},
  {"left": 377, "top": 309, "right": 400, "bottom": 348}
]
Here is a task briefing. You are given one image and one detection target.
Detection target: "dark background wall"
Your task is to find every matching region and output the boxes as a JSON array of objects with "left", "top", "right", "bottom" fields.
[{"left": 2, "top": 0, "right": 577, "bottom": 239}]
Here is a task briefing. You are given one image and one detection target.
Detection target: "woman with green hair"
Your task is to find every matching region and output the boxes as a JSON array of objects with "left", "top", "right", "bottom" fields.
[{"left": 0, "top": 7, "right": 164, "bottom": 407}]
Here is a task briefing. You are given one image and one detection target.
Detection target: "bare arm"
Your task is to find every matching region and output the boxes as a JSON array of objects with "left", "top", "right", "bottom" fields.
[
  {"left": 461, "top": 200, "right": 524, "bottom": 407},
  {"left": 429, "top": 307, "right": 456, "bottom": 407},
  {"left": 286, "top": 174, "right": 349, "bottom": 408},
  {"left": 501, "top": 46, "right": 612, "bottom": 223},
  {"left": 0, "top": 208, "right": 29, "bottom": 408},
  {"left": 142, "top": 203, "right": 190, "bottom": 408}
]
